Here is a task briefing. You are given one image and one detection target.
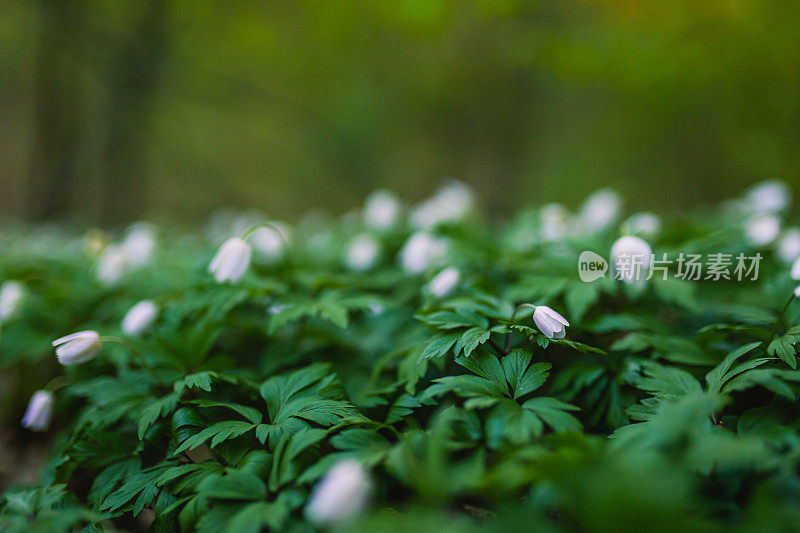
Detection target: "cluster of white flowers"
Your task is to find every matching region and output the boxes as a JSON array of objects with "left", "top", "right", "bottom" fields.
[
  {"left": 409, "top": 180, "right": 474, "bottom": 229},
  {"left": 96, "top": 224, "right": 157, "bottom": 286}
]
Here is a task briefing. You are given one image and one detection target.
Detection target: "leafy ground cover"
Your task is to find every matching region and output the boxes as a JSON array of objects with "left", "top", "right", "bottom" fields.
[{"left": 2, "top": 182, "right": 800, "bottom": 531}]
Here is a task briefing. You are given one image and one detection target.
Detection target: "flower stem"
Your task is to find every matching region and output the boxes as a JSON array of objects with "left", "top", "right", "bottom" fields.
[
  {"left": 771, "top": 292, "right": 796, "bottom": 338},
  {"left": 504, "top": 303, "right": 537, "bottom": 353},
  {"left": 43, "top": 375, "right": 69, "bottom": 393},
  {"left": 99, "top": 336, "right": 161, "bottom": 382}
]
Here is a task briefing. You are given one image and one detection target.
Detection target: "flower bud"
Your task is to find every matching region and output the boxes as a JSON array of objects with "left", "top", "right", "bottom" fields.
[
  {"left": 122, "top": 300, "right": 158, "bottom": 336},
  {"left": 610, "top": 235, "right": 652, "bottom": 283},
  {"left": 427, "top": 267, "right": 460, "bottom": 298},
  {"left": 346, "top": 234, "right": 380, "bottom": 272},
  {"left": 21, "top": 390, "right": 54, "bottom": 432},
  {"left": 305, "top": 459, "right": 371, "bottom": 525},
  {"left": 578, "top": 189, "right": 621, "bottom": 233},
  {"left": 364, "top": 190, "right": 401, "bottom": 231},
  {"left": 409, "top": 180, "right": 474, "bottom": 229},
  {"left": 778, "top": 228, "right": 800, "bottom": 264},
  {"left": 52, "top": 330, "right": 101, "bottom": 366},
  {"left": 744, "top": 180, "right": 791, "bottom": 214},
  {"left": 744, "top": 214, "right": 781, "bottom": 246},
  {"left": 0, "top": 281, "right": 24, "bottom": 322},
  {"left": 208, "top": 237, "right": 252, "bottom": 283},
  {"left": 532, "top": 305, "right": 570, "bottom": 339},
  {"left": 625, "top": 212, "right": 661, "bottom": 237},
  {"left": 398, "top": 231, "right": 448, "bottom": 274},
  {"left": 121, "top": 224, "right": 157, "bottom": 267},
  {"left": 96, "top": 244, "right": 129, "bottom": 286},
  {"left": 250, "top": 223, "right": 290, "bottom": 263}
]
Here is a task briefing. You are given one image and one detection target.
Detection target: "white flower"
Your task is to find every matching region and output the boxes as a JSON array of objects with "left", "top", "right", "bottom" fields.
[
  {"left": 532, "top": 306, "right": 570, "bottom": 339},
  {"left": 744, "top": 180, "right": 791, "bottom": 213},
  {"left": 305, "top": 459, "right": 371, "bottom": 525},
  {"left": 398, "top": 231, "right": 448, "bottom": 274},
  {"left": 578, "top": 189, "right": 621, "bottom": 233},
  {"left": 795, "top": 284, "right": 800, "bottom": 298},
  {"left": 52, "top": 330, "right": 101, "bottom": 366},
  {"left": 250, "top": 223, "right": 290, "bottom": 263},
  {"left": 121, "top": 224, "right": 156, "bottom": 267},
  {"left": 364, "top": 190, "right": 401, "bottom": 231},
  {"left": 540, "top": 203, "right": 572, "bottom": 242},
  {"left": 744, "top": 214, "right": 781, "bottom": 246},
  {"left": 777, "top": 228, "right": 800, "bottom": 264},
  {"left": 96, "top": 244, "right": 129, "bottom": 286},
  {"left": 21, "top": 390, "right": 54, "bottom": 432},
  {"left": 208, "top": 237, "right": 252, "bottom": 283},
  {"left": 427, "top": 267, "right": 460, "bottom": 298},
  {"left": 122, "top": 300, "right": 158, "bottom": 336},
  {"left": 346, "top": 234, "right": 380, "bottom": 272},
  {"left": 791, "top": 256, "right": 800, "bottom": 280},
  {"left": 409, "top": 180, "right": 474, "bottom": 229},
  {"left": 610, "top": 235, "right": 652, "bottom": 283},
  {"left": 625, "top": 212, "right": 661, "bottom": 237},
  {"left": 0, "top": 281, "right": 24, "bottom": 322}
]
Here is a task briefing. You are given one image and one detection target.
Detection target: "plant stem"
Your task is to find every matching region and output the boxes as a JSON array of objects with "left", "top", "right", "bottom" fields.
[
  {"left": 504, "top": 303, "right": 537, "bottom": 353},
  {"left": 99, "top": 336, "right": 161, "bottom": 382},
  {"left": 771, "top": 292, "right": 796, "bottom": 338}
]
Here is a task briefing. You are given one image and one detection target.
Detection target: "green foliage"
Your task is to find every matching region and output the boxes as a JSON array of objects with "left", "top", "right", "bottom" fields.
[{"left": 4, "top": 187, "right": 800, "bottom": 531}]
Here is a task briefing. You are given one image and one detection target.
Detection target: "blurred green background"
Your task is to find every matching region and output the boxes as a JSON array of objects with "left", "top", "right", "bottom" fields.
[{"left": 2, "top": 0, "right": 799, "bottom": 225}]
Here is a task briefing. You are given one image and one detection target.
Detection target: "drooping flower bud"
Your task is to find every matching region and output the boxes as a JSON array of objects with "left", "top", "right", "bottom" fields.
[
  {"left": 305, "top": 459, "right": 371, "bottom": 525},
  {"left": 0, "top": 281, "right": 24, "bottom": 322},
  {"left": 364, "top": 190, "right": 401, "bottom": 231},
  {"left": 52, "top": 330, "right": 101, "bottom": 366},
  {"left": 427, "top": 267, "right": 460, "bottom": 298},
  {"left": 250, "top": 223, "right": 290, "bottom": 263},
  {"left": 346, "top": 234, "right": 380, "bottom": 272},
  {"left": 21, "top": 390, "right": 54, "bottom": 432},
  {"left": 532, "top": 305, "right": 570, "bottom": 339},
  {"left": 208, "top": 237, "right": 252, "bottom": 283},
  {"left": 122, "top": 300, "right": 158, "bottom": 336}
]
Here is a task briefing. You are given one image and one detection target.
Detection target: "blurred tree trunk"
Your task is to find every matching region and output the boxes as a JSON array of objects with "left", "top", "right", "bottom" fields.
[
  {"left": 100, "top": 0, "right": 169, "bottom": 225},
  {"left": 26, "top": 0, "right": 87, "bottom": 221},
  {"left": 27, "top": 0, "right": 169, "bottom": 225}
]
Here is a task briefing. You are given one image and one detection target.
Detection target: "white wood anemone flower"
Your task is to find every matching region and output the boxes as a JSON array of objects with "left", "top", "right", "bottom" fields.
[
  {"left": 532, "top": 305, "right": 570, "bottom": 339},
  {"left": 427, "top": 267, "right": 460, "bottom": 298},
  {"left": 610, "top": 235, "right": 652, "bottom": 284},
  {"left": 208, "top": 237, "right": 252, "bottom": 283},
  {"left": 305, "top": 459, "right": 371, "bottom": 525},
  {"left": 346, "top": 234, "right": 380, "bottom": 272},
  {"left": 52, "top": 330, "right": 102, "bottom": 366},
  {"left": 364, "top": 189, "right": 401, "bottom": 231},
  {"left": 0, "top": 280, "right": 24, "bottom": 322},
  {"left": 398, "top": 231, "right": 448, "bottom": 274},
  {"left": 744, "top": 214, "right": 781, "bottom": 247},
  {"left": 21, "top": 390, "right": 54, "bottom": 432},
  {"left": 122, "top": 300, "right": 158, "bottom": 336}
]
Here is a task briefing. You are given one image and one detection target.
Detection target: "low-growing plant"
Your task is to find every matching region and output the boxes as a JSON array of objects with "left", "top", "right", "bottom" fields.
[{"left": 2, "top": 182, "right": 800, "bottom": 531}]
